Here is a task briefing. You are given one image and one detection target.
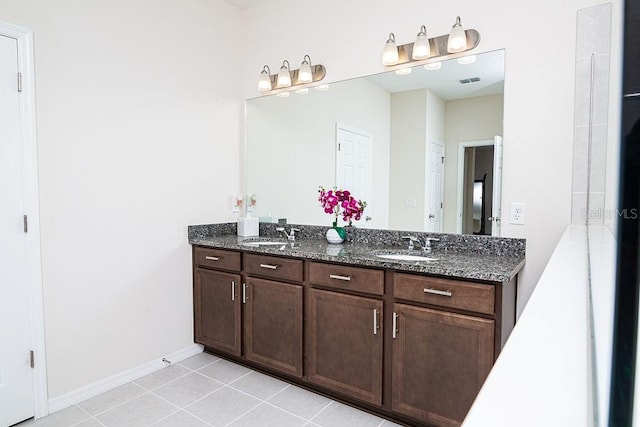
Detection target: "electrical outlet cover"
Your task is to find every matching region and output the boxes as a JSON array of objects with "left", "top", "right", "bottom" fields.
[{"left": 510, "top": 202, "right": 526, "bottom": 225}]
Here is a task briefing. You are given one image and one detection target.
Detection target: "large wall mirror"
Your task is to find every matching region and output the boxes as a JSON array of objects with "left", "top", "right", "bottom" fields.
[{"left": 246, "top": 49, "right": 505, "bottom": 236}]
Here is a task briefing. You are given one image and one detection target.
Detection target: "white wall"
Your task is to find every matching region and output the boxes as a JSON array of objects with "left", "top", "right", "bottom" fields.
[
  {"left": 0, "top": 0, "right": 243, "bottom": 399},
  {"left": 240, "top": 0, "right": 622, "bottom": 315},
  {"left": 246, "top": 78, "right": 390, "bottom": 228},
  {"left": 427, "top": 90, "right": 446, "bottom": 145},
  {"left": 389, "top": 89, "right": 427, "bottom": 230}
]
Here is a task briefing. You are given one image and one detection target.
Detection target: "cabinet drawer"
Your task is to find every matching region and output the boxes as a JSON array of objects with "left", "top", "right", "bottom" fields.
[
  {"left": 194, "top": 247, "right": 241, "bottom": 271},
  {"left": 245, "top": 253, "right": 303, "bottom": 282},
  {"left": 308, "top": 262, "right": 384, "bottom": 296},
  {"left": 393, "top": 273, "right": 495, "bottom": 315}
]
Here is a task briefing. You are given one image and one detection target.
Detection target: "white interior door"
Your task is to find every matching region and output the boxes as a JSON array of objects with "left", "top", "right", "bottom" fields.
[
  {"left": 491, "top": 135, "right": 503, "bottom": 236},
  {"left": 335, "top": 123, "right": 373, "bottom": 228},
  {"left": 425, "top": 139, "right": 444, "bottom": 232},
  {"left": 0, "top": 33, "right": 35, "bottom": 426}
]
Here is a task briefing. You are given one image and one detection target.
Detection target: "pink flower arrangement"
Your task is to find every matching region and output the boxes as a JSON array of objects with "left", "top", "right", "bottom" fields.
[{"left": 318, "top": 186, "right": 367, "bottom": 228}]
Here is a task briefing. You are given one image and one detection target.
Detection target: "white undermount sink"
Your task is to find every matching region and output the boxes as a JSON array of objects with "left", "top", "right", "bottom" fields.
[
  {"left": 239, "top": 240, "right": 288, "bottom": 247},
  {"left": 375, "top": 253, "right": 438, "bottom": 262}
]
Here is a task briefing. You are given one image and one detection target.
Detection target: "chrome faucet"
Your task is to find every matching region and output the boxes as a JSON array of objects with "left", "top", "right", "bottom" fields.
[
  {"left": 276, "top": 227, "right": 301, "bottom": 241},
  {"left": 401, "top": 236, "right": 440, "bottom": 253}
]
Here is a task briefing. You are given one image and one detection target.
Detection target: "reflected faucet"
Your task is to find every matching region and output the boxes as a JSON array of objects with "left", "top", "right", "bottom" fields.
[
  {"left": 277, "top": 227, "right": 301, "bottom": 241},
  {"left": 401, "top": 236, "right": 440, "bottom": 253}
]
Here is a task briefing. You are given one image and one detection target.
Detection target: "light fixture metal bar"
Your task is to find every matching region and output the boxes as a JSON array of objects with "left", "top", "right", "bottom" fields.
[{"left": 395, "top": 29, "right": 480, "bottom": 66}]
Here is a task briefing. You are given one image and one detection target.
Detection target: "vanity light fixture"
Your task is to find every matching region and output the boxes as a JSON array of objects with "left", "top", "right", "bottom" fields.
[
  {"left": 276, "top": 60, "right": 292, "bottom": 88},
  {"left": 298, "top": 55, "right": 313, "bottom": 83},
  {"left": 412, "top": 25, "right": 431, "bottom": 60},
  {"left": 382, "top": 33, "right": 399, "bottom": 65},
  {"left": 257, "top": 55, "right": 326, "bottom": 94},
  {"left": 447, "top": 16, "right": 468, "bottom": 53},
  {"left": 257, "top": 65, "right": 272, "bottom": 92},
  {"left": 381, "top": 17, "right": 479, "bottom": 69}
]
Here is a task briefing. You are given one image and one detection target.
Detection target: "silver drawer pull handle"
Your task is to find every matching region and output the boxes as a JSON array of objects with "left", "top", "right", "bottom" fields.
[
  {"left": 329, "top": 274, "right": 351, "bottom": 281},
  {"left": 424, "top": 288, "right": 452, "bottom": 297},
  {"left": 242, "top": 283, "right": 248, "bottom": 304},
  {"left": 231, "top": 281, "right": 236, "bottom": 301},
  {"left": 373, "top": 309, "right": 379, "bottom": 335},
  {"left": 392, "top": 312, "right": 398, "bottom": 339},
  {"left": 260, "top": 263, "right": 278, "bottom": 270},
  {"left": 205, "top": 256, "right": 220, "bottom": 261}
]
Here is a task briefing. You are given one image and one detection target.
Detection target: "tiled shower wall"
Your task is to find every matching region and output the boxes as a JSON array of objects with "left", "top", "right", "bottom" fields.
[{"left": 572, "top": 3, "right": 612, "bottom": 225}]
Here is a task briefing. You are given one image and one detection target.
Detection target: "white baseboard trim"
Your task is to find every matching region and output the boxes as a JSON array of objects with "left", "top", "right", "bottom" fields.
[{"left": 48, "top": 343, "right": 203, "bottom": 414}]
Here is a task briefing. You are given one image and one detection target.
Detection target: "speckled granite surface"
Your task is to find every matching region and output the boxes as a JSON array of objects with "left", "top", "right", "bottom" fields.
[{"left": 188, "top": 223, "right": 525, "bottom": 283}]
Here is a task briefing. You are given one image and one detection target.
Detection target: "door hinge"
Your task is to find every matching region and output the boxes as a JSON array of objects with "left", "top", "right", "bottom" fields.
[
  {"left": 441, "top": 202, "right": 443, "bottom": 208},
  {"left": 23, "top": 215, "right": 28, "bottom": 233},
  {"left": 441, "top": 156, "right": 445, "bottom": 164},
  {"left": 30, "top": 350, "right": 34, "bottom": 368},
  {"left": 18, "top": 72, "right": 22, "bottom": 92}
]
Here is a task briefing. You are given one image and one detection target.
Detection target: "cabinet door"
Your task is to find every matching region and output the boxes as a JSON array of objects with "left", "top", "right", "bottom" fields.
[
  {"left": 244, "top": 278, "right": 303, "bottom": 378},
  {"left": 194, "top": 268, "right": 241, "bottom": 356},
  {"left": 392, "top": 303, "right": 494, "bottom": 427},
  {"left": 307, "top": 288, "right": 383, "bottom": 405}
]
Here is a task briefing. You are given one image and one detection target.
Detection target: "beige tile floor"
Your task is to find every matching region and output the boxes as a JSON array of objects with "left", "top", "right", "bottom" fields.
[{"left": 18, "top": 352, "right": 403, "bottom": 427}]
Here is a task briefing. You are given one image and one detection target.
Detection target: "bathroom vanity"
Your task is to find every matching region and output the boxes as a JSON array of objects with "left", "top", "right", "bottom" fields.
[{"left": 189, "top": 223, "right": 524, "bottom": 427}]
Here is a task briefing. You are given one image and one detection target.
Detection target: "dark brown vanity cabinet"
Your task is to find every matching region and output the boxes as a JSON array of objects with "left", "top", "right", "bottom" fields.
[
  {"left": 306, "top": 261, "right": 385, "bottom": 405},
  {"left": 192, "top": 245, "right": 516, "bottom": 427},
  {"left": 243, "top": 254, "right": 304, "bottom": 378},
  {"left": 392, "top": 274, "right": 498, "bottom": 427},
  {"left": 307, "top": 288, "right": 383, "bottom": 405},
  {"left": 193, "top": 247, "right": 242, "bottom": 356}
]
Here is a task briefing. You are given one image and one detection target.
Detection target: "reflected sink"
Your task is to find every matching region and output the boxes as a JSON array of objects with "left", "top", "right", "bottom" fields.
[{"left": 375, "top": 253, "right": 438, "bottom": 262}]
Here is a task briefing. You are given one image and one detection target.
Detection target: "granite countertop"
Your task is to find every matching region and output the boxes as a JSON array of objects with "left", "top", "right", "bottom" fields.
[{"left": 188, "top": 224, "right": 525, "bottom": 283}]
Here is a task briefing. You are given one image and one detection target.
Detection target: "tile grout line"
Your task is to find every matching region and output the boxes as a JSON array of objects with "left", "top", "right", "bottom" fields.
[
  {"left": 147, "top": 407, "right": 214, "bottom": 427},
  {"left": 134, "top": 362, "right": 218, "bottom": 392},
  {"left": 221, "top": 399, "right": 263, "bottom": 427},
  {"left": 306, "top": 400, "right": 334, "bottom": 424},
  {"left": 262, "top": 383, "right": 291, "bottom": 401},
  {"left": 79, "top": 384, "right": 149, "bottom": 419},
  {"left": 47, "top": 356, "right": 221, "bottom": 426},
  {"left": 82, "top": 372, "right": 199, "bottom": 424},
  {"left": 261, "top": 400, "right": 313, "bottom": 423},
  {"left": 177, "top": 357, "right": 222, "bottom": 373},
  {"left": 146, "top": 408, "right": 183, "bottom": 426},
  {"left": 68, "top": 404, "right": 105, "bottom": 427},
  {"left": 145, "top": 386, "right": 214, "bottom": 426}
]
